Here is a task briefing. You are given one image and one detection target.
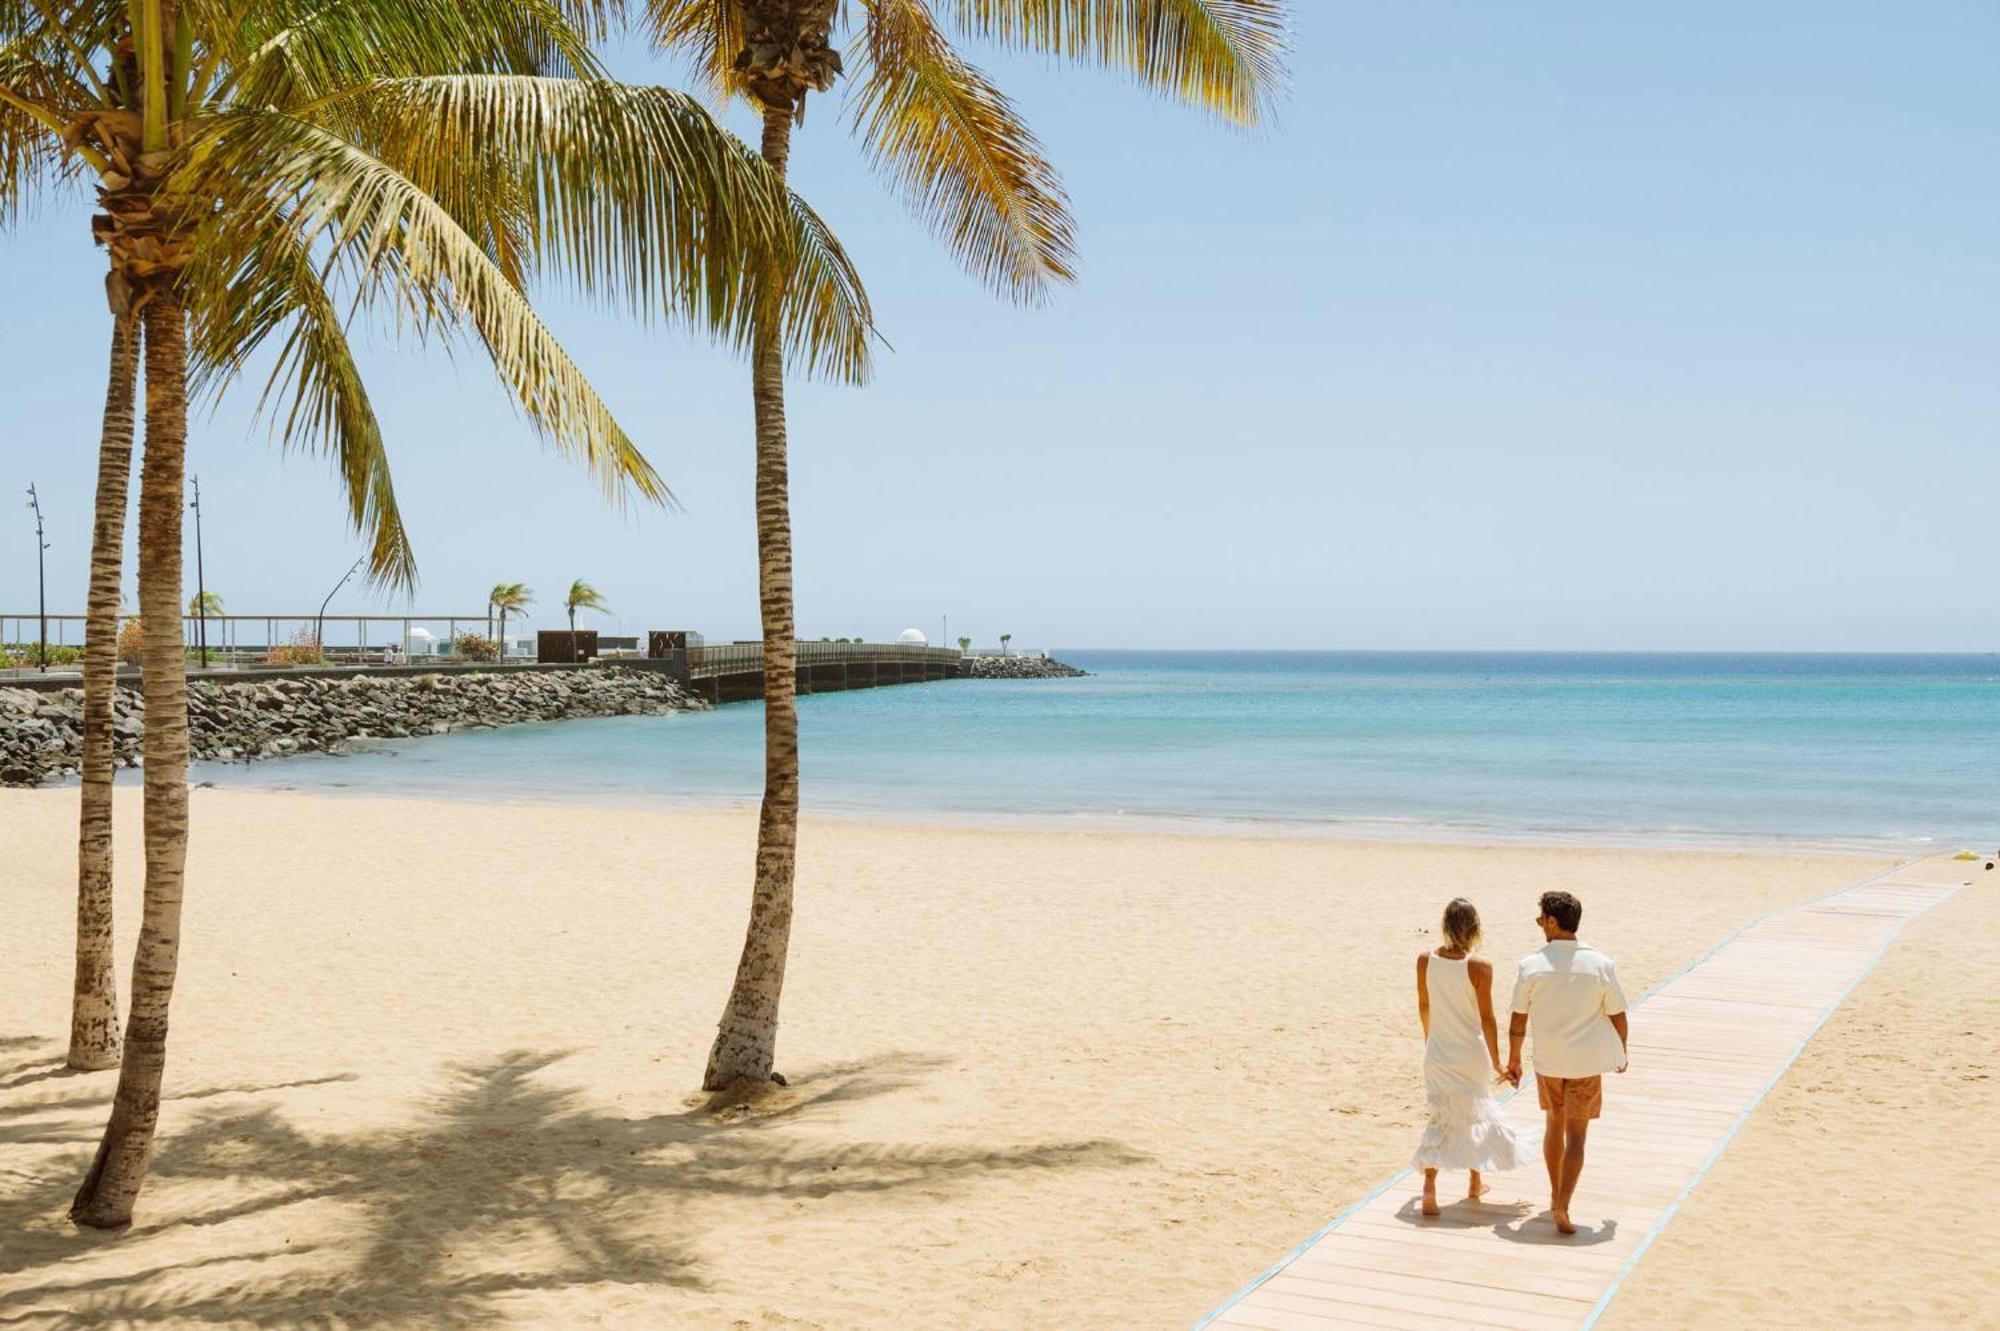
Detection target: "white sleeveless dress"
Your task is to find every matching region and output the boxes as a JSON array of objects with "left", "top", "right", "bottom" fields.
[{"left": 1412, "top": 954, "right": 1527, "bottom": 1172}]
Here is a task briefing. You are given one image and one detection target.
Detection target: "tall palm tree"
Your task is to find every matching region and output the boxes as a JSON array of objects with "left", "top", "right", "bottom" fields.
[
  {"left": 489, "top": 582, "right": 534, "bottom": 660},
  {"left": 67, "top": 312, "right": 138, "bottom": 1072},
  {"left": 565, "top": 578, "right": 611, "bottom": 660},
  {"left": 186, "top": 590, "right": 222, "bottom": 616},
  {"left": 637, "top": 0, "right": 1290, "bottom": 1089},
  {"left": 4, "top": 0, "right": 872, "bottom": 1228}
]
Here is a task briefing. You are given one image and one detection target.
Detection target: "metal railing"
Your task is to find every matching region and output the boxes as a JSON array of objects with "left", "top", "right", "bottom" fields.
[
  {"left": 3, "top": 617, "right": 964, "bottom": 681},
  {"left": 1, "top": 612, "right": 508, "bottom": 674},
  {"left": 689, "top": 641, "right": 961, "bottom": 679}
]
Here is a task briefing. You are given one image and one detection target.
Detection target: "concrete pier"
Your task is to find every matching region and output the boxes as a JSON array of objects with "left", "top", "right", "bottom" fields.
[{"left": 635, "top": 642, "right": 962, "bottom": 706}]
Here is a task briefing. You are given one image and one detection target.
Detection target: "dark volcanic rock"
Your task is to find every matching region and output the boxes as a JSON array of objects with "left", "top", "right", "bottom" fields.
[
  {"left": 959, "top": 656, "right": 1087, "bottom": 680},
  {"left": 0, "top": 667, "right": 701, "bottom": 787}
]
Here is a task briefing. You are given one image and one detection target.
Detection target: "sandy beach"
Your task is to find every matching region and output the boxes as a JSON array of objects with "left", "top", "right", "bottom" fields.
[
  {"left": 1598, "top": 866, "right": 2000, "bottom": 1328},
  {"left": 1, "top": 787, "right": 1984, "bottom": 1327}
]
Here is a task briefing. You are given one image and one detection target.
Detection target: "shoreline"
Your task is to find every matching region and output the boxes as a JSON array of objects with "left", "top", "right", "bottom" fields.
[{"left": 161, "top": 759, "right": 1965, "bottom": 860}]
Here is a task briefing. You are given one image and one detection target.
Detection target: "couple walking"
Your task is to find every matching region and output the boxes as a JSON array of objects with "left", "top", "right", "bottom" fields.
[{"left": 1413, "top": 891, "right": 1628, "bottom": 1235}]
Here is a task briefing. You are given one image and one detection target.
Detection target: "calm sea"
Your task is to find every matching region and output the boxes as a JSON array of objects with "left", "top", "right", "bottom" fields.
[{"left": 199, "top": 652, "right": 2000, "bottom": 853}]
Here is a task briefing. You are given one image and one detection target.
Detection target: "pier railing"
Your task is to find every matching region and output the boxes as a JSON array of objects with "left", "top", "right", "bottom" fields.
[
  {"left": 688, "top": 641, "right": 960, "bottom": 679},
  {"left": 3, "top": 616, "right": 963, "bottom": 683},
  {"left": 0, "top": 612, "right": 502, "bottom": 669}
]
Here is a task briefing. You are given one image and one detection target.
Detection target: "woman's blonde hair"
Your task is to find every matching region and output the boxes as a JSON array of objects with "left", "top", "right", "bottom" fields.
[{"left": 1441, "top": 897, "right": 1482, "bottom": 953}]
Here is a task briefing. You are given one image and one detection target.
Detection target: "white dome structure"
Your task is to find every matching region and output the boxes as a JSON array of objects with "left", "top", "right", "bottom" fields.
[{"left": 897, "top": 628, "right": 928, "bottom": 645}]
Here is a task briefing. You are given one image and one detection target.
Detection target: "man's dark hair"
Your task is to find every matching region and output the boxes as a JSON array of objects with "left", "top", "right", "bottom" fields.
[{"left": 1539, "top": 891, "right": 1583, "bottom": 933}]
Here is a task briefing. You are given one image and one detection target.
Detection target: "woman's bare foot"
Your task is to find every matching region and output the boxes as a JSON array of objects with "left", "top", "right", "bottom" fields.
[
  {"left": 1421, "top": 1169, "right": 1440, "bottom": 1216},
  {"left": 1466, "top": 1174, "right": 1489, "bottom": 1201},
  {"left": 1553, "top": 1208, "right": 1577, "bottom": 1235}
]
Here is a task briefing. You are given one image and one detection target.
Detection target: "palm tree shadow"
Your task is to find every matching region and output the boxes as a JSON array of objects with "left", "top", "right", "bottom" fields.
[
  {"left": 0, "top": 1064, "right": 91, "bottom": 1093},
  {"left": 0, "top": 1049, "right": 1147, "bottom": 1328},
  {"left": 0, "top": 1036, "right": 67, "bottom": 1087}
]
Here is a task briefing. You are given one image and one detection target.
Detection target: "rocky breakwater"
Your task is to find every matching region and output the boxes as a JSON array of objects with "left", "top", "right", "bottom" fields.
[
  {"left": 0, "top": 667, "right": 702, "bottom": 787},
  {"left": 960, "top": 656, "right": 1087, "bottom": 680}
]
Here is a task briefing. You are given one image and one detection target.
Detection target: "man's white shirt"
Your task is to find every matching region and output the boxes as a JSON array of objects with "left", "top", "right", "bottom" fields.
[{"left": 1510, "top": 940, "right": 1628, "bottom": 1078}]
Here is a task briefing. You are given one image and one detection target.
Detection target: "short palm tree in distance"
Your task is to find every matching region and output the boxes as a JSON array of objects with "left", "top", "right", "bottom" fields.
[
  {"left": 489, "top": 583, "right": 535, "bottom": 662},
  {"left": 565, "top": 579, "right": 613, "bottom": 660},
  {"left": 3, "top": 0, "right": 872, "bottom": 1227},
  {"left": 638, "top": 0, "right": 1292, "bottom": 1090},
  {"left": 187, "top": 591, "right": 222, "bottom": 665}
]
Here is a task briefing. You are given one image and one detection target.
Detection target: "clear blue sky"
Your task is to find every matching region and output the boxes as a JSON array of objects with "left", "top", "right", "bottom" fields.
[{"left": 3, "top": 3, "right": 1994, "bottom": 650}]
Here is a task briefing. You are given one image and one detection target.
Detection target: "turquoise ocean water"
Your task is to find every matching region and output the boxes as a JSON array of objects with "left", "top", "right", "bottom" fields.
[{"left": 201, "top": 652, "right": 2000, "bottom": 852}]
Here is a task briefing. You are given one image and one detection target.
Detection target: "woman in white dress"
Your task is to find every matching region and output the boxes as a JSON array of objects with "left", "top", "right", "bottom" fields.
[{"left": 1412, "top": 897, "right": 1525, "bottom": 1215}]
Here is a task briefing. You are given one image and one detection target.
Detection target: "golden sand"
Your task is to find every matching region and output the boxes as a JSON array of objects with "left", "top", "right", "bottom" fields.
[
  {"left": 0, "top": 787, "right": 1938, "bottom": 1327},
  {"left": 1598, "top": 872, "right": 2000, "bottom": 1329}
]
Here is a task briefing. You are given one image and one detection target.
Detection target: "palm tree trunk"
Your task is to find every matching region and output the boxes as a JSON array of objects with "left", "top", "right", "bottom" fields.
[
  {"left": 68, "top": 312, "right": 139, "bottom": 1072},
  {"left": 705, "top": 101, "right": 801, "bottom": 1091},
  {"left": 72, "top": 292, "right": 192, "bottom": 1229}
]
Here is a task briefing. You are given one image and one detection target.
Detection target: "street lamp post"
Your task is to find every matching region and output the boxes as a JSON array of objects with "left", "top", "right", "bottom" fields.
[
  {"left": 25, "top": 484, "right": 48, "bottom": 671},
  {"left": 189, "top": 474, "right": 209, "bottom": 669},
  {"left": 315, "top": 556, "right": 364, "bottom": 662}
]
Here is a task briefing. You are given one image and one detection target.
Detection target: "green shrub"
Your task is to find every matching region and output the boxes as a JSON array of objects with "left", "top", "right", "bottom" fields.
[
  {"left": 265, "top": 627, "right": 325, "bottom": 667},
  {"left": 452, "top": 632, "right": 499, "bottom": 661},
  {"left": 3, "top": 643, "right": 82, "bottom": 667}
]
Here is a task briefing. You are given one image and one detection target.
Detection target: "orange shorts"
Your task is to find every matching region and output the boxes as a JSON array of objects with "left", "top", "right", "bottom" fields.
[{"left": 1537, "top": 1074, "right": 1603, "bottom": 1121}]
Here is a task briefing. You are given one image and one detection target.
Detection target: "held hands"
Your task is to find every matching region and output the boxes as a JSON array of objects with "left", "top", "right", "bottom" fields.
[{"left": 1499, "top": 1059, "right": 1522, "bottom": 1089}]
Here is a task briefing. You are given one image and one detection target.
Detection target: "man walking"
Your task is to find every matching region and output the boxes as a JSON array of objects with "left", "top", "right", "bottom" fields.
[{"left": 1505, "top": 891, "right": 1628, "bottom": 1235}]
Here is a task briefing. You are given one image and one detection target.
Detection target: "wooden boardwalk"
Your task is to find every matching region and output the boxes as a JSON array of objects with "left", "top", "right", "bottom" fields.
[{"left": 1194, "top": 855, "right": 1978, "bottom": 1331}]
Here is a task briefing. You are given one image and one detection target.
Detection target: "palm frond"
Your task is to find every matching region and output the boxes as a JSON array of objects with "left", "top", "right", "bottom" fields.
[
  {"left": 490, "top": 581, "right": 533, "bottom": 610},
  {"left": 185, "top": 208, "right": 419, "bottom": 589},
  {"left": 565, "top": 577, "right": 609, "bottom": 612},
  {"left": 851, "top": 0, "right": 1074, "bottom": 302},
  {"left": 638, "top": 0, "right": 740, "bottom": 100},
  {"left": 187, "top": 107, "right": 672, "bottom": 510},
  {"left": 0, "top": 80, "right": 54, "bottom": 225},
  {"left": 0, "top": 7, "right": 103, "bottom": 224},
  {"left": 318, "top": 73, "right": 873, "bottom": 381},
  {"left": 210, "top": 0, "right": 604, "bottom": 110},
  {"left": 936, "top": 0, "right": 1289, "bottom": 125}
]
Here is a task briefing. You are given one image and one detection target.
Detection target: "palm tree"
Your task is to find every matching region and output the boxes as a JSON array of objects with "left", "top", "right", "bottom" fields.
[
  {"left": 186, "top": 590, "right": 222, "bottom": 616},
  {"left": 999, "top": 632, "right": 1011, "bottom": 656},
  {"left": 67, "top": 314, "right": 139, "bottom": 1072},
  {"left": 565, "top": 579, "right": 611, "bottom": 660},
  {"left": 638, "top": 0, "right": 1290, "bottom": 1089},
  {"left": 490, "top": 583, "right": 534, "bottom": 661},
  {"left": 5, "top": 0, "right": 872, "bottom": 1228},
  {"left": 956, "top": 636, "right": 970, "bottom": 653}
]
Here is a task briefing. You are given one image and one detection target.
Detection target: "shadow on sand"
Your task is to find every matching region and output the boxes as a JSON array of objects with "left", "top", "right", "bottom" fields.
[{"left": 0, "top": 1046, "right": 1145, "bottom": 1327}]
